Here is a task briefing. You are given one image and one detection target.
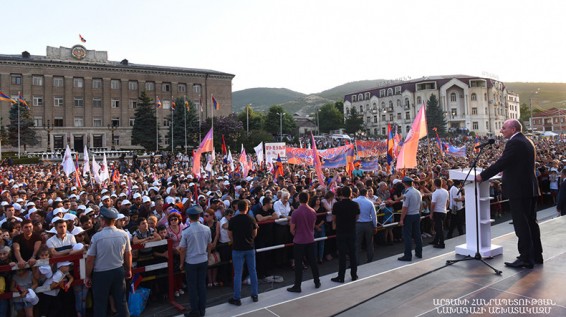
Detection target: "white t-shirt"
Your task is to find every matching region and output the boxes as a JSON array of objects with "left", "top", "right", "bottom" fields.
[
  {"left": 431, "top": 188, "right": 449, "bottom": 213},
  {"left": 449, "top": 186, "right": 463, "bottom": 211},
  {"left": 219, "top": 217, "right": 230, "bottom": 243}
]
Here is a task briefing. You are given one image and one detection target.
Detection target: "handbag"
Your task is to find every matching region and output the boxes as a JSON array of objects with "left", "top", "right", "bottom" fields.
[
  {"left": 208, "top": 251, "right": 221, "bottom": 266},
  {"left": 128, "top": 287, "right": 151, "bottom": 317}
]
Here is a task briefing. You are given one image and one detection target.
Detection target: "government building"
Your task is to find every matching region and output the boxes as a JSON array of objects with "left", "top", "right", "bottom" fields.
[
  {"left": 0, "top": 45, "right": 234, "bottom": 152},
  {"left": 343, "top": 75, "right": 520, "bottom": 137}
]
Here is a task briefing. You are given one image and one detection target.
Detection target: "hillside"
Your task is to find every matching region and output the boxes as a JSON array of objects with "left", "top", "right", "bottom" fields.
[
  {"left": 232, "top": 88, "right": 305, "bottom": 112},
  {"left": 505, "top": 82, "right": 566, "bottom": 110},
  {"left": 317, "top": 79, "right": 392, "bottom": 101}
]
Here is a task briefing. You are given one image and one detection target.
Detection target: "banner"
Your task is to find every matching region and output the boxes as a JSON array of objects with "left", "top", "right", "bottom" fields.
[
  {"left": 359, "top": 160, "right": 381, "bottom": 171},
  {"left": 286, "top": 147, "right": 311, "bottom": 165},
  {"left": 285, "top": 144, "right": 354, "bottom": 169},
  {"left": 355, "top": 140, "right": 387, "bottom": 158},
  {"left": 265, "top": 142, "right": 286, "bottom": 162}
]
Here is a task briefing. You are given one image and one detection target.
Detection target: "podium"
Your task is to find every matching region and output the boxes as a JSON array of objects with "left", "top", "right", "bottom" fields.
[{"left": 448, "top": 168, "right": 503, "bottom": 257}]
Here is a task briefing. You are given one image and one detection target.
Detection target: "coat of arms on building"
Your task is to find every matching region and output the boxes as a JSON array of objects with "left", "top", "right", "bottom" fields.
[{"left": 71, "top": 45, "right": 87, "bottom": 60}]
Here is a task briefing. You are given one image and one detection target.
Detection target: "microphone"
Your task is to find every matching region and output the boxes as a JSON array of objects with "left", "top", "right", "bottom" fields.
[{"left": 474, "top": 138, "right": 495, "bottom": 149}]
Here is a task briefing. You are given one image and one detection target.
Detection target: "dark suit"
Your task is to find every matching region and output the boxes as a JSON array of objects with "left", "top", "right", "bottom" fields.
[
  {"left": 557, "top": 178, "right": 566, "bottom": 216},
  {"left": 480, "top": 133, "right": 542, "bottom": 264}
]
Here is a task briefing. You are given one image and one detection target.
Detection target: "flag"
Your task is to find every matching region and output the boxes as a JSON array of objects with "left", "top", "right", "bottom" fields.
[
  {"left": 274, "top": 154, "right": 284, "bottom": 179},
  {"left": 445, "top": 144, "right": 467, "bottom": 158},
  {"left": 0, "top": 91, "right": 15, "bottom": 104},
  {"left": 386, "top": 123, "right": 394, "bottom": 165},
  {"left": 62, "top": 145, "right": 76, "bottom": 177},
  {"left": 211, "top": 95, "right": 220, "bottom": 110},
  {"left": 111, "top": 169, "right": 120, "bottom": 184},
  {"left": 198, "top": 128, "right": 214, "bottom": 153},
  {"left": 156, "top": 96, "right": 162, "bottom": 108},
  {"left": 396, "top": 104, "right": 428, "bottom": 169},
  {"left": 99, "top": 153, "right": 110, "bottom": 182},
  {"left": 171, "top": 98, "right": 176, "bottom": 111},
  {"left": 240, "top": 145, "right": 249, "bottom": 177},
  {"left": 254, "top": 142, "right": 264, "bottom": 165},
  {"left": 79, "top": 34, "right": 87, "bottom": 43},
  {"left": 82, "top": 145, "right": 90, "bottom": 176},
  {"left": 192, "top": 150, "right": 201, "bottom": 178},
  {"left": 18, "top": 92, "right": 29, "bottom": 109},
  {"left": 227, "top": 150, "right": 234, "bottom": 172},
  {"left": 92, "top": 156, "right": 101, "bottom": 183},
  {"left": 433, "top": 127, "right": 444, "bottom": 157},
  {"left": 184, "top": 96, "right": 189, "bottom": 110},
  {"left": 221, "top": 135, "right": 227, "bottom": 156},
  {"left": 130, "top": 273, "right": 143, "bottom": 293},
  {"left": 311, "top": 133, "right": 325, "bottom": 186}
]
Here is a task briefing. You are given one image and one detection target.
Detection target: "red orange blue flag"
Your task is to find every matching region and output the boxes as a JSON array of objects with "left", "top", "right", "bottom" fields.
[{"left": 211, "top": 95, "right": 220, "bottom": 110}]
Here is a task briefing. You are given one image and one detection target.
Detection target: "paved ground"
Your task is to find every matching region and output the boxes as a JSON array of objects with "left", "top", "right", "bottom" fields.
[{"left": 140, "top": 199, "right": 556, "bottom": 317}]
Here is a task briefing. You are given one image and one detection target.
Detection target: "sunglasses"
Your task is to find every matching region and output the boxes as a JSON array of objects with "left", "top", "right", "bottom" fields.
[{"left": 170, "top": 218, "right": 179, "bottom": 221}]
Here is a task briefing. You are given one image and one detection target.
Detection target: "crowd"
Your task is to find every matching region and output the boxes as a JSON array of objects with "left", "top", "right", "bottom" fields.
[{"left": 0, "top": 133, "right": 563, "bottom": 317}]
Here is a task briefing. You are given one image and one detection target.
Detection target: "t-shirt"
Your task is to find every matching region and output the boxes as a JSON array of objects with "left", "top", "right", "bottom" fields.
[
  {"left": 228, "top": 214, "right": 258, "bottom": 251},
  {"left": 332, "top": 199, "right": 360, "bottom": 235},
  {"left": 291, "top": 204, "right": 316, "bottom": 244},
  {"left": 431, "top": 188, "right": 449, "bottom": 213},
  {"left": 12, "top": 232, "right": 42, "bottom": 262}
]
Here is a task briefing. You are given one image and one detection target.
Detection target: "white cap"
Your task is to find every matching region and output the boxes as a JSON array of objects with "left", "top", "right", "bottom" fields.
[
  {"left": 57, "top": 261, "right": 72, "bottom": 268},
  {"left": 101, "top": 195, "right": 111, "bottom": 201},
  {"left": 54, "top": 197, "right": 63, "bottom": 202},
  {"left": 69, "top": 194, "right": 77, "bottom": 200},
  {"left": 223, "top": 180, "right": 230, "bottom": 186},
  {"left": 77, "top": 205, "right": 86, "bottom": 210},
  {"left": 26, "top": 202, "right": 35, "bottom": 207},
  {"left": 116, "top": 213, "right": 126, "bottom": 220},
  {"left": 119, "top": 193, "right": 127, "bottom": 197},
  {"left": 133, "top": 193, "right": 141, "bottom": 199},
  {"left": 28, "top": 207, "right": 38, "bottom": 214},
  {"left": 101, "top": 189, "right": 109, "bottom": 194},
  {"left": 142, "top": 196, "right": 151, "bottom": 203},
  {"left": 38, "top": 265, "right": 53, "bottom": 278},
  {"left": 63, "top": 213, "right": 77, "bottom": 221},
  {"left": 121, "top": 199, "right": 131, "bottom": 206},
  {"left": 84, "top": 207, "right": 94, "bottom": 215},
  {"left": 132, "top": 185, "right": 139, "bottom": 189},
  {"left": 51, "top": 216, "right": 64, "bottom": 224},
  {"left": 47, "top": 227, "right": 57, "bottom": 234},
  {"left": 16, "top": 198, "right": 24, "bottom": 203},
  {"left": 70, "top": 186, "right": 77, "bottom": 191},
  {"left": 1, "top": 201, "right": 9, "bottom": 206},
  {"left": 111, "top": 193, "right": 118, "bottom": 198},
  {"left": 72, "top": 242, "right": 84, "bottom": 250},
  {"left": 12, "top": 203, "right": 21, "bottom": 211}
]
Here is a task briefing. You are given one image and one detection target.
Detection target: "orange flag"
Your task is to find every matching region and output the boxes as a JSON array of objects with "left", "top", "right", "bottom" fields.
[
  {"left": 311, "top": 133, "right": 325, "bottom": 186},
  {"left": 396, "top": 104, "right": 427, "bottom": 169},
  {"left": 192, "top": 150, "right": 202, "bottom": 178},
  {"left": 198, "top": 128, "right": 214, "bottom": 153}
]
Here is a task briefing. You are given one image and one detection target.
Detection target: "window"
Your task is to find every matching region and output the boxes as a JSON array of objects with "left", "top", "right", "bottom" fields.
[
  {"left": 93, "top": 98, "right": 102, "bottom": 108},
  {"left": 53, "top": 77, "right": 64, "bottom": 87},
  {"left": 358, "top": 93, "right": 363, "bottom": 101},
  {"left": 54, "top": 118, "right": 64, "bottom": 127},
  {"left": 74, "top": 97, "right": 84, "bottom": 107},
  {"left": 34, "top": 117, "right": 42, "bottom": 127},
  {"left": 405, "top": 112, "right": 410, "bottom": 120},
  {"left": 352, "top": 95, "right": 357, "bottom": 102},
  {"left": 388, "top": 101, "right": 393, "bottom": 111},
  {"left": 486, "top": 122, "right": 489, "bottom": 129},
  {"left": 145, "top": 82, "right": 155, "bottom": 91},
  {"left": 406, "top": 126, "right": 410, "bottom": 133},
  {"left": 382, "top": 115, "right": 386, "bottom": 121},
  {"left": 471, "top": 93, "right": 477, "bottom": 101},
  {"left": 111, "top": 118, "right": 120, "bottom": 127},
  {"left": 359, "top": 105, "right": 363, "bottom": 113},
  {"left": 472, "top": 121, "right": 478, "bottom": 130},
  {"left": 395, "top": 86, "right": 401, "bottom": 94},
  {"left": 389, "top": 114, "right": 393, "bottom": 121},
  {"left": 387, "top": 88, "right": 393, "bottom": 96},
  {"left": 373, "top": 116, "right": 377, "bottom": 123},
  {"left": 74, "top": 78, "right": 84, "bottom": 88},
  {"left": 397, "top": 113, "right": 402, "bottom": 120},
  {"left": 397, "top": 99, "right": 401, "bottom": 107},
  {"left": 74, "top": 117, "right": 84, "bottom": 127},
  {"left": 364, "top": 92, "right": 370, "bottom": 100},
  {"left": 111, "top": 99, "right": 120, "bottom": 108},
  {"left": 405, "top": 98, "right": 410, "bottom": 109},
  {"left": 113, "top": 135, "right": 120, "bottom": 146},
  {"left": 128, "top": 81, "right": 138, "bottom": 91},
  {"left": 366, "top": 116, "right": 370, "bottom": 123},
  {"left": 193, "top": 84, "right": 201, "bottom": 94},
  {"left": 93, "top": 135, "right": 103, "bottom": 148},
  {"left": 11, "top": 74, "right": 22, "bottom": 85},
  {"left": 54, "top": 97, "right": 64, "bottom": 107},
  {"left": 129, "top": 118, "right": 135, "bottom": 127},
  {"left": 379, "top": 89, "right": 385, "bottom": 97},
  {"left": 417, "top": 96, "right": 422, "bottom": 104},
  {"left": 164, "top": 119, "right": 171, "bottom": 127},
  {"left": 129, "top": 99, "right": 137, "bottom": 109},
  {"left": 92, "top": 79, "right": 102, "bottom": 89},
  {"left": 111, "top": 80, "right": 120, "bottom": 90},
  {"left": 32, "top": 96, "right": 43, "bottom": 107},
  {"left": 178, "top": 84, "right": 187, "bottom": 93},
  {"left": 450, "top": 93, "right": 456, "bottom": 102},
  {"left": 451, "top": 108, "right": 458, "bottom": 117},
  {"left": 32, "top": 76, "right": 43, "bottom": 86},
  {"left": 162, "top": 83, "right": 171, "bottom": 92},
  {"left": 93, "top": 118, "right": 102, "bottom": 127},
  {"left": 472, "top": 107, "right": 478, "bottom": 115}
]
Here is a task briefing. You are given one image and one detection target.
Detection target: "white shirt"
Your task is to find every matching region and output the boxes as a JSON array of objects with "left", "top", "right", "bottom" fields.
[
  {"left": 273, "top": 200, "right": 291, "bottom": 225},
  {"left": 431, "top": 188, "right": 449, "bottom": 213},
  {"left": 449, "top": 186, "right": 463, "bottom": 211},
  {"left": 219, "top": 217, "right": 230, "bottom": 243}
]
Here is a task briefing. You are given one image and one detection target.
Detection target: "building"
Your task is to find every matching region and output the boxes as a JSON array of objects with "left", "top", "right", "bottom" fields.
[
  {"left": 531, "top": 107, "right": 566, "bottom": 134},
  {"left": 343, "top": 75, "right": 518, "bottom": 137},
  {"left": 0, "top": 45, "right": 234, "bottom": 152}
]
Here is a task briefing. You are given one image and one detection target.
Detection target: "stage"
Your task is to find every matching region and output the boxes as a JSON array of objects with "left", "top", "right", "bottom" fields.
[{"left": 197, "top": 207, "right": 565, "bottom": 317}]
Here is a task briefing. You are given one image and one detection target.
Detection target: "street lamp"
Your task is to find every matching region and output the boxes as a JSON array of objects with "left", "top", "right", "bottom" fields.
[
  {"left": 276, "top": 112, "right": 285, "bottom": 141},
  {"left": 529, "top": 88, "right": 540, "bottom": 132},
  {"left": 107, "top": 123, "right": 117, "bottom": 150},
  {"left": 44, "top": 120, "right": 53, "bottom": 152},
  {"left": 246, "top": 103, "right": 252, "bottom": 135},
  {"left": 316, "top": 108, "right": 320, "bottom": 135}
]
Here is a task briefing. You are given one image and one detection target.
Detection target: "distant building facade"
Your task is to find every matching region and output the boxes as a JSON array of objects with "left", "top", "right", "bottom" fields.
[
  {"left": 532, "top": 108, "right": 566, "bottom": 133},
  {"left": 343, "top": 75, "right": 519, "bottom": 137},
  {"left": 0, "top": 45, "right": 234, "bottom": 152}
]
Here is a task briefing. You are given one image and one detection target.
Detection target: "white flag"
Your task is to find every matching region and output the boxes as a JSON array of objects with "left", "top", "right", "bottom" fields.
[
  {"left": 227, "top": 150, "right": 234, "bottom": 172},
  {"left": 99, "top": 153, "right": 110, "bottom": 182},
  {"left": 92, "top": 156, "right": 101, "bottom": 184},
  {"left": 82, "top": 145, "right": 90, "bottom": 177},
  {"left": 254, "top": 142, "right": 264, "bottom": 165},
  {"left": 61, "top": 145, "right": 76, "bottom": 177}
]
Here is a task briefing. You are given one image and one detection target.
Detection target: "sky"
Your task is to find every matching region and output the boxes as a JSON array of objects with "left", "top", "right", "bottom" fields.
[{"left": 4, "top": 0, "right": 566, "bottom": 94}]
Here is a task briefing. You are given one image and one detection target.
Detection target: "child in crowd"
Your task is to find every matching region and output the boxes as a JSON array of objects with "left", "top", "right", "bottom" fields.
[
  {"left": 37, "top": 261, "right": 74, "bottom": 317},
  {"left": 11, "top": 267, "right": 38, "bottom": 317},
  {"left": 0, "top": 246, "right": 15, "bottom": 317}
]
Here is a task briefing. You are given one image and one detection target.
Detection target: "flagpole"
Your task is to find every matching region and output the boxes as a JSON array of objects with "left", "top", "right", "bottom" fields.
[
  {"left": 17, "top": 93, "right": 21, "bottom": 159},
  {"left": 211, "top": 95, "right": 214, "bottom": 132},
  {"left": 171, "top": 100, "right": 174, "bottom": 154},
  {"left": 156, "top": 96, "right": 159, "bottom": 153},
  {"left": 184, "top": 96, "right": 187, "bottom": 154}
]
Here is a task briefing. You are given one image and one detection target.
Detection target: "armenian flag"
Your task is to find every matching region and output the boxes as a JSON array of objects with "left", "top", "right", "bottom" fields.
[
  {"left": 79, "top": 34, "right": 87, "bottom": 43},
  {"left": 211, "top": 95, "right": 220, "bottom": 110},
  {"left": 156, "top": 96, "right": 162, "bottom": 108},
  {"left": 0, "top": 91, "right": 15, "bottom": 104}
]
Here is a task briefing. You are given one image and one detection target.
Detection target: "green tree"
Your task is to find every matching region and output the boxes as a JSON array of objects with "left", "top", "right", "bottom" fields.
[
  {"left": 334, "top": 101, "right": 344, "bottom": 114},
  {"left": 0, "top": 117, "right": 9, "bottom": 146},
  {"left": 265, "top": 106, "right": 296, "bottom": 139},
  {"left": 425, "top": 94, "right": 447, "bottom": 135},
  {"left": 519, "top": 102, "right": 530, "bottom": 128},
  {"left": 237, "top": 104, "right": 264, "bottom": 133},
  {"left": 165, "top": 97, "right": 200, "bottom": 153},
  {"left": 344, "top": 106, "right": 363, "bottom": 134},
  {"left": 131, "top": 91, "right": 158, "bottom": 151},
  {"left": 199, "top": 113, "right": 244, "bottom": 152},
  {"left": 8, "top": 103, "right": 38, "bottom": 151},
  {"left": 319, "top": 102, "right": 344, "bottom": 134}
]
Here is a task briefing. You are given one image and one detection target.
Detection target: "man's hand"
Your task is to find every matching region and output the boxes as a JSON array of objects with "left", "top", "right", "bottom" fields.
[
  {"left": 84, "top": 277, "right": 92, "bottom": 288},
  {"left": 124, "top": 269, "right": 132, "bottom": 280},
  {"left": 475, "top": 175, "right": 482, "bottom": 182},
  {"left": 17, "top": 260, "right": 27, "bottom": 269},
  {"left": 28, "top": 258, "right": 37, "bottom": 267}
]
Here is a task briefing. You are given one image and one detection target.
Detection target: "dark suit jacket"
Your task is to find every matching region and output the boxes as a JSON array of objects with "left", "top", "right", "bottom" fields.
[
  {"left": 480, "top": 133, "right": 540, "bottom": 199},
  {"left": 557, "top": 179, "right": 566, "bottom": 213}
]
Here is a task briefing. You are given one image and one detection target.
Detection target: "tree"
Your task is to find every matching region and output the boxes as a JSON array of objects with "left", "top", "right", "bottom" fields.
[
  {"left": 237, "top": 104, "right": 264, "bottom": 133},
  {"left": 265, "top": 106, "right": 296, "bottom": 139},
  {"left": 344, "top": 106, "right": 363, "bottom": 134},
  {"left": 165, "top": 97, "right": 200, "bottom": 153},
  {"left": 131, "top": 91, "right": 158, "bottom": 151},
  {"left": 8, "top": 103, "right": 38, "bottom": 151},
  {"left": 319, "top": 102, "right": 344, "bottom": 134},
  {"left": 519, "top": 102, "right": 530, "bottom": 128},
  {"left": 425, "top": 94, "right": 447, "bottom": 135},
  {"left": 0, "top": 117, "right": 9, "bottom": 146}
]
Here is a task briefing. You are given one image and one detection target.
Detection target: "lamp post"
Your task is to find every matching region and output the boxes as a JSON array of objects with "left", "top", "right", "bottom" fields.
[
  {"left": 316, "top": 108, "right": 320, "bottom": 135},
  {"left": 107, "top": 123, "right": 116, "bottom": 150},
  {"left": 246, "top": 103, "right": 251, "bottom": 135},
  {"left": 44, "top": 120, "right": 53, "bottom": 152},
  {"left": 529, "top": 88, "right": 540, "bottom": 132},
  {"left": 277, "top": 112, "right": 285, "bottom": 141}
]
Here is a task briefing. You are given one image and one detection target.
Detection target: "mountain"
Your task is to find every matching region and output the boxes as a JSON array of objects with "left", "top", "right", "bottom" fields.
[
  {"left": 316, "top": 79, "right": 391, "bottom": 101},
  {"left": 232, "top": 88, "right": 305, "bottom": 112},
  {"left": 504, "top": 82, "right": 566, "bottom": 110}
]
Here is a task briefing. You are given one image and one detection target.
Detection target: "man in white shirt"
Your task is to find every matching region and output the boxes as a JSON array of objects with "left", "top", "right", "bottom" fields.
[
  {"left": 447, "top": 180, "right": 465, "bottom": 239},
  {"left": 430, "top": 179, "right": 449, "bottom": 248}
]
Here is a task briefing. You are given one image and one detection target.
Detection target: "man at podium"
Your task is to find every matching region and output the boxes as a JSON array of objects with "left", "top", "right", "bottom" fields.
[{"left": 475, "top": 119, "right": 542, "bottom": 269}]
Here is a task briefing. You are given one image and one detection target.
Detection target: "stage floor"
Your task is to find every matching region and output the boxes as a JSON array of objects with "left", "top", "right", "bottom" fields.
[{"left": 197, "top": 207, "right": 566, "bottom": 317}]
